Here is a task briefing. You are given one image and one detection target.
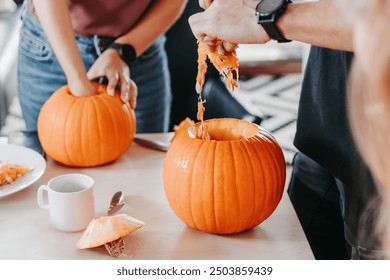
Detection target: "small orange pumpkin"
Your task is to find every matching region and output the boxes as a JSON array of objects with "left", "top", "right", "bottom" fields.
[
  {"left": 163, "top": 118, "right": 286, "bottom": 234},
  {"left": 37, "top": 83, "right": 136, "bottom": 167}
]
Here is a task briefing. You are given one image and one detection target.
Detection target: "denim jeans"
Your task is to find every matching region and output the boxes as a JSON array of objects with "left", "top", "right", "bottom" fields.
[{"left": 18, "top": 5, "right": 171, "bottom": 133}]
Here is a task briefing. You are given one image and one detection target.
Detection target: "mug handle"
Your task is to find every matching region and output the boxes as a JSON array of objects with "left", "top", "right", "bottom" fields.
[{"left": 37, "top": 185, "right": 50, "bottom": 210}]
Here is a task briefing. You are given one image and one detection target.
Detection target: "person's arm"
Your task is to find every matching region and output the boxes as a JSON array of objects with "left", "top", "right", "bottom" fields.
[
  {"left": 88, "top": 0, "right": 187, "bottom": 105},
  {"left": 189, "top": 0, "right": 353, "bottom": 52},
  {"left": 31, "top": 0, "right": 138, "bottom": 107},
  {"left": 86, "top": 0, "right": 187, "bottom": 107},
  {"left": 31, "top": 0, "right": 96, "bottom": 96},
  {"left": 114, "top": 0, "right": 188, "bottom": 55},
  {"left": 277, "top": 0, "right": 353, "bottom": 51}
]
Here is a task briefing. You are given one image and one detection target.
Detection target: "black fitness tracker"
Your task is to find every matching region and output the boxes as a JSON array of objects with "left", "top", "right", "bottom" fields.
[
  {"left": 107, "top": 42, "right": 137, "bottom": 64},
  {"left": 255, "top": 0, "right": 292, "bottom": 43}
]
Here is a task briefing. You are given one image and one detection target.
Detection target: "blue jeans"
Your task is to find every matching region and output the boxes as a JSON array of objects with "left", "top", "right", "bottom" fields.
[{"left": 18, "top": 6, "right": 171, "bottom": 133}]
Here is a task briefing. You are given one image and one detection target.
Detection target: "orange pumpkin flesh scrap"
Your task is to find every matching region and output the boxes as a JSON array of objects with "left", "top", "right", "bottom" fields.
[
  {"left": 0, "top": 163, "right": 29, "bottom": 186},
  {"left": 163, "top": 118, "right": 286, "bottom": 234},
  {"left": 173, "top": 117, "right": 195, "bottom": 135},
  {"left": 76, "top": 213, "right": 145, "bottom": 257},
  {"left": 195, "top": 41, "right": 239, "bottom": 140},
  {"left": 196, "top": 98, "right": 211, "bottom": 140},
  {"left": 196, "top": 41, "right": 239, "bottom": 94},
  {"left": 172, "top": 117, "right": 195, "bottom": 142},
  {"left": 196, "top": 41, "right": 209, "bottom": 94},
  {"left": 37, "top": 83, "right": 136, "bottom": 167}
]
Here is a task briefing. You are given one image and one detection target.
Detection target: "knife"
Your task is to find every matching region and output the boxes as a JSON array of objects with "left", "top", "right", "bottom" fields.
[{"left": 133, "top": 137, "right": 170, "bottom": 152}]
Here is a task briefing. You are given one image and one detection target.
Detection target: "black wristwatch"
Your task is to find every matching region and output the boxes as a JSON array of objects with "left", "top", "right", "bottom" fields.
[
  {"left": 107, "top": 42, "right": 137, "bottom": 64},
  {"left": 255, "top": 0, "right": 292, "bottom": 43}
]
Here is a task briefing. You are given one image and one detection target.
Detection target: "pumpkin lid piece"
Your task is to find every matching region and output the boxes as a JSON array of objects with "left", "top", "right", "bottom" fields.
[{"left": 76, "top": 213, "right": 145, "bottom": 250}]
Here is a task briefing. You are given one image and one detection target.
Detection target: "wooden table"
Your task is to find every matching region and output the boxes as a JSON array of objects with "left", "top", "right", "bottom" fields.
[{"left": 0, "top": 133, "right": 314, "bottom": 260}]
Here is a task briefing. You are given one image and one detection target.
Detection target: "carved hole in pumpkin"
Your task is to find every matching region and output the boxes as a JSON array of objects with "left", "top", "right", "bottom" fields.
[
  {"left": 189, "top": 118, "right": 259, "bottom": 141},
  {"left": 64, "top": 82, "right": 108, "bottom": 97}
]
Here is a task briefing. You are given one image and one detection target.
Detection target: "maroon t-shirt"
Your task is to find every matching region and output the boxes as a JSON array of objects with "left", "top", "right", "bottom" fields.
[
  {"left": 30, "top": 0, "right": 152, "bottom": 37},
  {"left": 67, "top": 0, "right": 152, "bottom": 37}
]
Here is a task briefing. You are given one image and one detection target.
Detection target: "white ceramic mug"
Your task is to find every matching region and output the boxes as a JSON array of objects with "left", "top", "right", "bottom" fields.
[{"left": 37, "top": 173, "right": 95, "bottom": 232}]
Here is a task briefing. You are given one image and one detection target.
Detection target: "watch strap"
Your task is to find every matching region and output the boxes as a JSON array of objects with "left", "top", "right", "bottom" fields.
[
  {"left": 256, "top": 0, "right": 292, "bottom": 43},
  {"left": 260, "top": 14, "right": 291, "bottom": 43},
  {"left": 107, "top": 42, "right": 137, "bottom": 64}
]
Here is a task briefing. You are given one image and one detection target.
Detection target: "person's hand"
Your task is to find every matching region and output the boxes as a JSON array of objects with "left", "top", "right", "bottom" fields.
[
  {"left": 86, "top": 49, "right": 138, "bottom": 109},
  {"left": 68, "top": 76, "right": 97, "bottom": 97},
  {"left": 198, "top": 0, "right": 237, "bottom": 54},
  {"left": 189, "top": 0, "right": 270, "bottom": 54}
]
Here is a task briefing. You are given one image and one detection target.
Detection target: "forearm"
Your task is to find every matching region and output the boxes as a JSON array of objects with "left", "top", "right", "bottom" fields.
[
  {"left": 115, "top": 0, "right": 188, "bottom": 56},
  {"left": 278, "top": 0, "right": 353, "bottom": 51},
  {"left": 31, "top": 0, "right": 87, "bottom": 83}
]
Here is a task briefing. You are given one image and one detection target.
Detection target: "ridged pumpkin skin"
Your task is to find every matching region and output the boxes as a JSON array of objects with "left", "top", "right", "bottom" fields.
[
  {"left": 37, "top": 83, "right": 136, "bottom": 167},
  {"left": 163, "top": 118, "right": 286, "bottom": 234}
]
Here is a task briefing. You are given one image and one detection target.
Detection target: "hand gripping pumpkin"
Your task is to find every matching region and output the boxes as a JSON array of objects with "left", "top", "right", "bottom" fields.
[
  {"left": 37, "top": 83, "right": 136, "bottom": 167},
  {"left": 163, "top": 118, "right": 286, "bottom": 234}
]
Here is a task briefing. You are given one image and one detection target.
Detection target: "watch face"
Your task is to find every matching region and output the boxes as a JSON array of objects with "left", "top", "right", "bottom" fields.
[{"left": 257, "top": 0, "right": 285, "bottom": 16}]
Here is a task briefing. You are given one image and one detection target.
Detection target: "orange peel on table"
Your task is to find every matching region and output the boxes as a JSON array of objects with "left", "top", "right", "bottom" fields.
[
  {"left": 76, "top": 213, "right": 145, "bottom": 257},
  {"left": 0, "top": 162, "right": 29, "bottom": 187}
]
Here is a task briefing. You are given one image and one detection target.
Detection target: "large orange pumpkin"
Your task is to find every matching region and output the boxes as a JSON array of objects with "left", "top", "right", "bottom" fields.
[
  {"left": 163, "top": 118, "right": 286, "bottom": 234},
  {"left": 37, "top": 83, "right": 136, "bottom": 167}
]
